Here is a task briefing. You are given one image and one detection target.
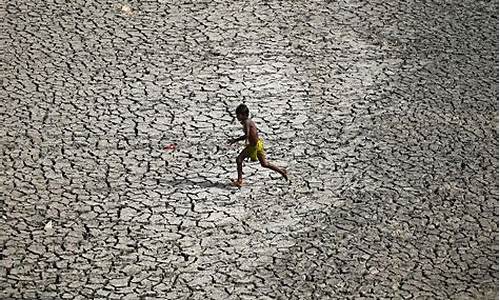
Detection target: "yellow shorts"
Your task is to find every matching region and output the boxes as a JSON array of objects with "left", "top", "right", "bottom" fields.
[{"left": 248, "top": 139, "right": 265, "bottom": 162}]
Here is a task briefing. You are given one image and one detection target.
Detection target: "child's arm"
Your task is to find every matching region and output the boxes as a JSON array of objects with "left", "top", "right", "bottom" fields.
[
  {"left": 228, "top": 120, "right": 250, "bottom": 144},
  {"left": 228, "top": 134, "right": 246, "bottom": 144}
]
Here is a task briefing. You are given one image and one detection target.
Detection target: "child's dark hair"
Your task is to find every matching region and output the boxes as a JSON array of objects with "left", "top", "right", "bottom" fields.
[{"left": 236, "top": 103, "right": 249, "bottom": 117}]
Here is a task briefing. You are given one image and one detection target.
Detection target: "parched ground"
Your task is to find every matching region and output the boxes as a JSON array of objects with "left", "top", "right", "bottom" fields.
[{"left": 1, "top": 0, "right": 498, "bottom": 299}]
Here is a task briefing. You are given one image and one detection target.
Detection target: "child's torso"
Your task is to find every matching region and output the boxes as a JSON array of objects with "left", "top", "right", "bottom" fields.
[{"left": 243, "top": 120, "right": 259, "bottom": 145}]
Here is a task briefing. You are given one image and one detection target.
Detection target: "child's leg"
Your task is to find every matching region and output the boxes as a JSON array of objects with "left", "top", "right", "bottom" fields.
[
  {"left": 235, "top": 147, "right": 250, "bottom": 184},
  {"left": 257, "top": 152, "right": 288, "bottom": 180}
]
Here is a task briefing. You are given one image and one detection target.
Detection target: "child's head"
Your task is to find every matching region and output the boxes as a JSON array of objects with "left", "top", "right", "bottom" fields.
[{"left": 235, "top": 103, "right": 249, "bottom": 122}]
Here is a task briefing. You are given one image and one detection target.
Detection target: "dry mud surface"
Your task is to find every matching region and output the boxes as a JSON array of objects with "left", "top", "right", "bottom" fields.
[{"left": 1, "top": 0, "right": 498, "bottom": 299}]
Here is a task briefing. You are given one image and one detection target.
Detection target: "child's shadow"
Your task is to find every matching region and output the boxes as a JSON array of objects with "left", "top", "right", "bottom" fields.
[{"left": 162, "top": 178, "right": 231, "bottom": 190}]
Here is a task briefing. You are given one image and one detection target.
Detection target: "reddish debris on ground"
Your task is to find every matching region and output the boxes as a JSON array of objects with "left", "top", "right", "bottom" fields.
[{"left": 164, "top": 143, "right": 177, "bottom": 151}]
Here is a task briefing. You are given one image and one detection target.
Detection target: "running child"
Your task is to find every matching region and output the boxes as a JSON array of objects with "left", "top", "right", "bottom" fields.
[{"left": 227, "top": 103, "right": 288, "bottom": 187}]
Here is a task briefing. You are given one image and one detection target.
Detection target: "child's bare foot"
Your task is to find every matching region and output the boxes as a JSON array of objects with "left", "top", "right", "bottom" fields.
[
  {"left": 282, "top": 169, "right": 289, "bottom": 182},
  {"left": 231, "top": 179, "right": 243, "bottom": 188}
]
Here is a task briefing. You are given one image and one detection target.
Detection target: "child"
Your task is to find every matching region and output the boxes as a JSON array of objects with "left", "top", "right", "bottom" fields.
[{"left": 227, "top": 103, "right": 288, "bottom": 187}]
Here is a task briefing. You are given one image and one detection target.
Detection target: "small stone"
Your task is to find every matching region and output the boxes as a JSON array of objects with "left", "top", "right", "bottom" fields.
[
  {"left": 122, "top": 264, "right": 142, "bottom": 275},
  {"left": 121, "top": 5, "right": 132, "bottom": 14},
  {"left": 109, "top": 277, "right": 129, "bottom": 288},
  {"left": 44, "top": 221, "right": 53, "bottom": 230}
]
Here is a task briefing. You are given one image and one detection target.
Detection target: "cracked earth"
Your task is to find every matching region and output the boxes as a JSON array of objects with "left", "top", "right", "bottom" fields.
[{"left": 1, "top": 0, "right": 498, "bottom": 299}]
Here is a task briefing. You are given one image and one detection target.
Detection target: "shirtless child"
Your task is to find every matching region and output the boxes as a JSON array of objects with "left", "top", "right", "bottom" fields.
[{"left": 227, "top": 104, "right": 288, "bottom": 188}]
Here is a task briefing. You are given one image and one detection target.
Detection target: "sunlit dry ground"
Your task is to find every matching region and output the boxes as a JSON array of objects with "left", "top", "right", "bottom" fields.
[{"left": 1, "top": 0, "right": 498, "bottom": 299}]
